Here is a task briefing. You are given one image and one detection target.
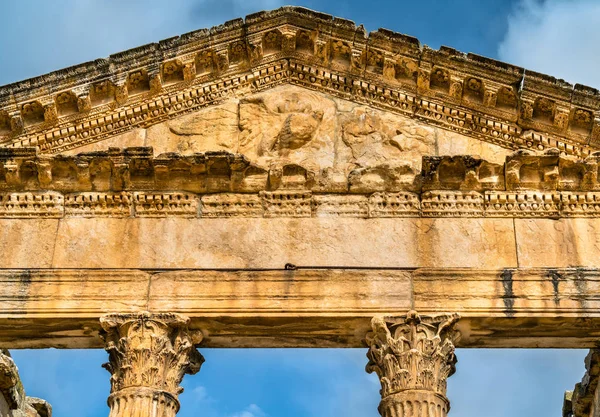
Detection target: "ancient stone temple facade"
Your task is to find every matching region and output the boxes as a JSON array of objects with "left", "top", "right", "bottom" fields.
[{"left": 1, "top": 6, "right": 600, "bottom": 416}]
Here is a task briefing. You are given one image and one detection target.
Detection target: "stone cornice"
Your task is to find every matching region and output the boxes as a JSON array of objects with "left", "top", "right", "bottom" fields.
[
  {"left": 0, "top": 147, "right": 599, "bottom": 217},
  {"left": 0, "top": 7, "right": 599, "bottom": 157}
]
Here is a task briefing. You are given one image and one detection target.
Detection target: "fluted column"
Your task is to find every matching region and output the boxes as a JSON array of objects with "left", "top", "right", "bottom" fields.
[
  {"left": 365, "top": 310, "right": 461, "bottom": 417},
  {"left": 100, "top": 312, "right": 204, "bottom": 417}
]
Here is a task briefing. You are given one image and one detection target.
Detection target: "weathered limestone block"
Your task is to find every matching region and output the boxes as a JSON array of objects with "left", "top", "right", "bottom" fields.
[
  {"left": 44, "top": 217, "right": 517, "bottom": 269},
  {"left": 100, "top": 312, "right": 204, "bottom": 417},
  {"left": 421, "top": 155, "right": 504, "bottom": 191},
  {"left": 506, "top": 149, "right": 560, "bottom": 190},
  {"left": 0, "top": 350, "right": 51, "bottom": 417},
  {"left": 366, "top": 311, "right": 460, "bottom": 417},
  {"left": 514, "top": 218, "right": 600, "bottom": 267}
]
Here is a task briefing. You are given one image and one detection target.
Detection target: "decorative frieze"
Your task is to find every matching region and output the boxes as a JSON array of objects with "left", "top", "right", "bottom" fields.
[
  {"left": 421, "top": 191, "right": 484, "bottom": 217},
  {"left": 484, "top": 191, "right": 560, "bottom": 217},
  {"left": 100, "top": 312, "right": 204, "bottom": 417},
  {"left": 261, "top": 190, "right": 312, "bottom": 217},
  {"left": 64, "top": 192, "right": 132, "bottom": 217},
  {"left": 0, "top": 148, "right": 595, "bottom": 218},
  {"left": 0, "top": 189, "right": 595, "bottom": 218},
  {"left": 561, "top": 192, "right": 600, "bottom": 217},
  {"left": 368, "top": 192, "right": 420, "bottom": 217},
  {"left": 365, "top": 311, "right": 460, "bottom": 417},
  {"left": 0, "top": 192, "right": 63, "bottom": 218},
  {"left": 133, "top": 192, "right": 198, "bottom": 217},
  {"left": 0, "top": 148, "right": 598, "bottom": 196},
  {"left": 201, "top": 193, "right": 263, "bottom": 217},
  {"left": 312, "top": 194, "right": 368, "bottom": 217}
]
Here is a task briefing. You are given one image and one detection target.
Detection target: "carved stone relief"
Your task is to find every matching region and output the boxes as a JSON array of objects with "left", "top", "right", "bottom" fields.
[{"left": 63, "top": 86, "right": 512, "bottom": 187}]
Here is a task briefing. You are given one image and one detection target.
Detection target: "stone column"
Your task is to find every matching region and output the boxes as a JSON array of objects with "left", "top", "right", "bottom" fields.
[
  {"left": 365, "top": 310, "right": 460, "bottom": 417},
  {"left": 100, "top": 312, "right": 204, "bottom": 417}
]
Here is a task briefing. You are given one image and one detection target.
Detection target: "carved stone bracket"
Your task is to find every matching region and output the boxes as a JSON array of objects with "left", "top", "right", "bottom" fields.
[
  {"left": 100, "top": 312, "right": 204, "bottom": 417},
  {"left": 365, "top": 310, "right": 460, "bottom": 417}
]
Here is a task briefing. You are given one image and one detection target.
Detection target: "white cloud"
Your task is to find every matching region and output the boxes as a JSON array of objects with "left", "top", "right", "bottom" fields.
[
  {"left": 498, "top": 0, "right": 600, "bottom": 88},
  {"left": 191, "top": 385, "right": 209, "bottom": 402},
  {"left": 229, "top": 404, "right": 267, "bottom": 417}
]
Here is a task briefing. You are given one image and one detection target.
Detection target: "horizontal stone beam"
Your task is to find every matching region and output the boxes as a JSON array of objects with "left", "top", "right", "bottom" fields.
[{"left": 0, "top": 268, "right": 599, "bottom": 349}]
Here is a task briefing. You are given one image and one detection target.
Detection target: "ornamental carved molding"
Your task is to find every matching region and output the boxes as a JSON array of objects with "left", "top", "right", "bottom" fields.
[
  {"left": 99, "top": 312, "right": 204, "bottom": 417},
  {"left": 1, "top": 7, "right": 599, "bottom": 158},
  {"left": 365, "top": 311, "right": 460, "bottom": 417},
  {"left": 0, "top": 147, "right": 597, "bottom": 218}
]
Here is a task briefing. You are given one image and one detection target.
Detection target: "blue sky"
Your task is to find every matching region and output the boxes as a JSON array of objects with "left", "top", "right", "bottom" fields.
[
  {"left": 1, "top": 0, "right": 597, "bottom": 416},
  {"left": 11, "top": 348, "right": 587, "bottom": 417}
]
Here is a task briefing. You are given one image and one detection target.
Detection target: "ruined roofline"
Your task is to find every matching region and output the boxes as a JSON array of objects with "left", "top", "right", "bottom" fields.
[
  {"left": 1, "top": 6, "right": 595, "bottom": 101},
  {"left": 1, "top": 6, "right": 600, "bottom": 158},
  {"left": 0, "top": 6, "right": 586, "bottom": 99}
]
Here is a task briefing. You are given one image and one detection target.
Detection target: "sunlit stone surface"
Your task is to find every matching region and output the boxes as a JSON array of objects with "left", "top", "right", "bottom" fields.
[{"left": 1, "top": 5, "right": 600, "bottom": 417}]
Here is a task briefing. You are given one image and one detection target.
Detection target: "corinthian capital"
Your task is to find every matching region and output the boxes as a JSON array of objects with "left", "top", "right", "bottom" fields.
[
  {"left": 100, "top": 312, "right": 204, "bottom": 417},
  {"left": 365, "top": 310, "right": 460, "bottom": 417}
]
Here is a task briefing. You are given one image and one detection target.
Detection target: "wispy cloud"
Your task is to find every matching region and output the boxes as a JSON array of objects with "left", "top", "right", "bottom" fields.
[
  {"left": 229, "top": 404, "right": 267, "bottom": 417},
  {"left": 498, "top": 0, "right": 600, "bottom": 88}
]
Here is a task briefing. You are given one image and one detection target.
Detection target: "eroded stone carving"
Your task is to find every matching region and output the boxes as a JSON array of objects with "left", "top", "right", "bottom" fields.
[
  {"left": 0, "top": 350, "right": 51, "bottom": 417},
  {"left": 421, "top": 191, "right": 484, "bottom": 217},
  {"left": 64, "top": 192, "right": 132, "bottom": 217},
  {"left": 201, "top": 193, "right": 263, "bottom": 217},
  {"left": 565, "top": 349, "right": 600, "bottom": 417},
  {"left": 133, "top": 192, "right": 198, "bottom": 217},
  {"left": 0, "top": 192, "right": 63, "bottom": 218},
  {"left": 238, "top": 89, "right": 334, "bottom": 168},
  {"left": 100, "top": 312, "right": 204, "bottom": 417},
  {"left": 365, "top": 311, "right": 460, "bottom": 417}
]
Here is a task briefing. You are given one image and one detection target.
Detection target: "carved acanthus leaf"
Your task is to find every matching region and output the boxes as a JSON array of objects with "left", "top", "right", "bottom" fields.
[
  {"left": 100, "top": 312, "right": 204, "bottom": 396},
  {"left": 365, "top": 311, "right": 460, "bottom": 399}
]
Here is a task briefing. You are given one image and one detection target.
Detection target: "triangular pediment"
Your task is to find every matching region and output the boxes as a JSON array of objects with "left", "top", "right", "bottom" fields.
[{"left": 0, "top": 6, "right": 599, "bottom": 162}]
